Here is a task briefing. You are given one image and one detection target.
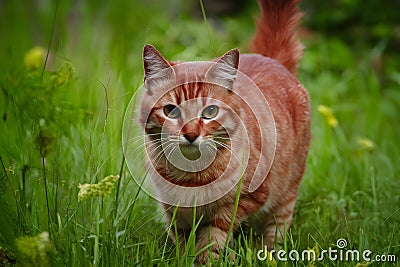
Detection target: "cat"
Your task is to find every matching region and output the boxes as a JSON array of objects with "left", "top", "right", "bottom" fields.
[{"left": 138, "top": 0, "right": 310, "bottom": 263}]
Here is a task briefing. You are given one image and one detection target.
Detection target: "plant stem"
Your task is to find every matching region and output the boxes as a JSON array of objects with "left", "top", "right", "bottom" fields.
[
  {"left": 0, "top": 156, "right": 25, "bottom": 223},
  {"left": 224, "top": 157, "right": 245, "bottom": 259},
  {"left": 42, "top": 0, "right": 59, "bottom": 78},
  {"left": 199, "top": 0, "right": 215, "bottom": 55},
  {"left": 94, "top": 202, "right": 100, "bottom": 266},
  {"left": 41, "top": 155, "right": 51, "bottom": 229},
  {"left": 114, "top": 153, "right": 125, "bottom": 219}
]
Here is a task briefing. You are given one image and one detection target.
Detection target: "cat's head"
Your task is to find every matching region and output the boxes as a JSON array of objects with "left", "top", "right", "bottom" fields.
[{"left": 139, "top": 45, "right": 244, "bottom": 166}]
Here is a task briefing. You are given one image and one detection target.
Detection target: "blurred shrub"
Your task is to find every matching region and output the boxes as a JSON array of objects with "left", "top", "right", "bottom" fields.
[{"left": 301, "top": 0, "right": 400, "bottom": 48}]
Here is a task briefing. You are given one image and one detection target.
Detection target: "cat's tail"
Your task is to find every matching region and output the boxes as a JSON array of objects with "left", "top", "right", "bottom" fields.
[{"left": 249, "top": 0, "right": 303, "bottom": 75}]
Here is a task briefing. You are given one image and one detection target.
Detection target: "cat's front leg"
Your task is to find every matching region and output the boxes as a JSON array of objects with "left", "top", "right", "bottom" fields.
[
  {"left": 262, "top": 197, "right": 296, "bottom": 248},
  {"left": 169, "top": 228, "right": 189, "bottom": 255},
  {"left": 195, "top": 225, "right": 229, "bottom": 263}
]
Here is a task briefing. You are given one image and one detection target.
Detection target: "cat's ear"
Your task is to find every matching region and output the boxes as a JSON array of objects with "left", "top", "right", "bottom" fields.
[
  {"left": 143, "top": 44, "right": 175, "bottom": 95},
  {"left": 205, "top": 48, "right": 239, "bottom": 90}
]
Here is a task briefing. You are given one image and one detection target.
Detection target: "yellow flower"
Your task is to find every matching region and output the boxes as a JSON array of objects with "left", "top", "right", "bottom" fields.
[
  {"left": 357, "top": 138, "right": 375, "bottom": 151},
  {"left": 78, "top": 175, "right": 120, "bottom": 201},
  {"left": 24, "top": 46, "right": 46, "bottom": 70},
  {"left": 318, "top": 105, "right": 338, "bottom": 128}
]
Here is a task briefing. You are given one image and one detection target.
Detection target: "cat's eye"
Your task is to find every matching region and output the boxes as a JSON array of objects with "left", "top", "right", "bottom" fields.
[
  {"left": 163, "top": 104, "right": 181, "bottom": 119},
  {"left": 201, "top": 105, "right": 219, "bottom": 119}
]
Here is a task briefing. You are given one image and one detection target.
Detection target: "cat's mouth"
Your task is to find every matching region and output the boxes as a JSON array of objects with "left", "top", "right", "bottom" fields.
[{"left": 178, "top": 143, "right": 201, "bottom": 160}]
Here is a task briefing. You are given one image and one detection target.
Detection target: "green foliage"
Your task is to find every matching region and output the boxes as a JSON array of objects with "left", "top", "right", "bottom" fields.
[
  {"left": 15, "top": 232, "right": 53, "bottom": 267},
  {"left": 0, "top": 0, "right": 399, "bottom": 266},
  {"left": 1, "top": 50, "right": 78, "bottom": 159},
  {"left": 301, "top": 0, "right": 400, "bottom": 42}
]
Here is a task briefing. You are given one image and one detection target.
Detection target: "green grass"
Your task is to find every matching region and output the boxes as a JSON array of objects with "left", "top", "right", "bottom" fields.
[{"left": 0, "top": 0, "right": 399, "bottom": 266}]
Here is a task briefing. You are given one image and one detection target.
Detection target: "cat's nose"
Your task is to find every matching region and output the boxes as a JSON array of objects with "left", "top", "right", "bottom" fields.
[{"left": 183, "top": 132, "right": 199, "bottom": 143}]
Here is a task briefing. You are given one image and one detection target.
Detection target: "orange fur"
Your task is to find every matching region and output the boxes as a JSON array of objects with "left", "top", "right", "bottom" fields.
[
  {"left": 139, "top": 0, "right": 310, "bottom": 263},
  {"left": 250, "top": 0, "right": 303, "bottom": 75}
]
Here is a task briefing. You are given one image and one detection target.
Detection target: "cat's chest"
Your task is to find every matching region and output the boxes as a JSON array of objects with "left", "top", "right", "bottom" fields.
[{"left": 173, "top": 198, "right": 230, "bottom": 229}]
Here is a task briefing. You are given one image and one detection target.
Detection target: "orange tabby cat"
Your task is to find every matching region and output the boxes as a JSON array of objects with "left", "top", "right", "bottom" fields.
[{"left": 139, "top": 0, "right": 310, "bottom": 262}]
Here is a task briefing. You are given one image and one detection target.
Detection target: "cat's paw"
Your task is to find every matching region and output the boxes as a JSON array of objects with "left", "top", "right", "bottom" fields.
[
  {"left": 197, "top": 249, "right": 220, "bottom": 265},
  {"left": 195, "top": 226, "right": 228, "bottom": 264},
  {"left": 196, "top": 249, "right": 237, "bottom": 265}
]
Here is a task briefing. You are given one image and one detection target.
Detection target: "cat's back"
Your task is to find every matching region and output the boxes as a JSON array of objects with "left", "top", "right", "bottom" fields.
[
  {"left": 238, "top": 53, "right": 299, "bottom": 90},
  {"left": 237, "top": 53, "right": 310, "bottom": 135}
]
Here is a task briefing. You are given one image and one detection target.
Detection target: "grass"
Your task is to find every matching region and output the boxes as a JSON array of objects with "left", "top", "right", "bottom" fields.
[{"left": 0, "top": 0, "right": 399, "bottom": 266}]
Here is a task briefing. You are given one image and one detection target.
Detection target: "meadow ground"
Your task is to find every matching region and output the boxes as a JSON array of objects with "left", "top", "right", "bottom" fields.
[{"left": 0, "top": 0, "right": 399, "bottom": 266}]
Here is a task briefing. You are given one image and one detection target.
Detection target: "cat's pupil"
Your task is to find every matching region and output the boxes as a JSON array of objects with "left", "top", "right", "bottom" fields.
[
  {"left": 201, "top": 105, "right": 219, "bottom": 119},
  {"left": 164, "top": 104, "right": 181, "bottom": 119}
]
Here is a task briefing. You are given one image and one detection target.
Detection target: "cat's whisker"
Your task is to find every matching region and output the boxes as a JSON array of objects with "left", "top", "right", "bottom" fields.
[
  {"left": 205, "top": 144, "right": 218, "bottom": 159},
  {"left": 135, "top": 136, "right": 162, "bottom": 146},
  {"left": 127, "top": 132, "right": 167, "bottom": 142},
  {"left": 128, "top": 138, "right": 163, "bottom": 156},
  {"left": 213, "top": 135, "right": 248, "bottom": 142},
  {"left": 209, "top": 139, "right": 242, "bottom": 164},
  {"left": 126, "top": 138, "right": 165, "bottom": 155},
  {"left": 143, "top": 135, "right": 180, "bottom": 161},
  {"left": 147, "top": 139, "right": 174, "bottom": 162},
  {"left": 141, "top": 141, "right": 165, "bottom": 163},
  {"left": 153, "top": 142, "right": 177, "bottom": 170},
  {"left": 165, "top": 141, "right": 178, "bottom": 161},
  {"left": 145, "top": 141, "right": 165, "bottom": 155},
  {"left": 164, "top": 143, "right": 179, "bottom": 173},
  {"left": 210, "top": 139, "right": 231, "bottom": 150},
  {"left": 127, "top": 137, "right": 147, "bottom": 148},
  {"left": 166, "top": 135, "right": 181, "bottom": 142},
  {"left": 140, "top": 140, "right": 178, "bottom": 170},
  {"left": 146, "top": 140, "right": 168, "bottom": 160}
]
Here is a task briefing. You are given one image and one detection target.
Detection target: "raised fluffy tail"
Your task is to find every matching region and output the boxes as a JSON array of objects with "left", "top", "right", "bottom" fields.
[{"left": 250, "top": 0, "right": 303, "bottom": 75}]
